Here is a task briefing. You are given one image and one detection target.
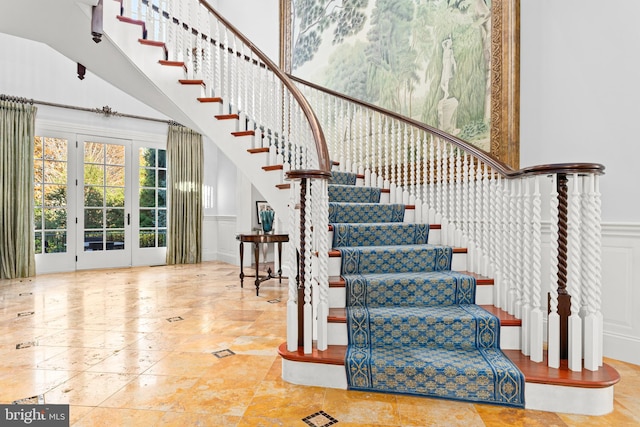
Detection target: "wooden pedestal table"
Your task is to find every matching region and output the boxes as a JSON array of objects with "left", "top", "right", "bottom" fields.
[{"left": 236, "top": 233, "right": 289, "bottom": 296}]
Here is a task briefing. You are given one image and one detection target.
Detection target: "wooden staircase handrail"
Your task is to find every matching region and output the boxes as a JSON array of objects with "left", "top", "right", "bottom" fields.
[
  {"left": 288, "top": 75, "right": 606, "bottom": 178},
  {"left": 196, "top": 0, "right": 331, "bottom": 175}
]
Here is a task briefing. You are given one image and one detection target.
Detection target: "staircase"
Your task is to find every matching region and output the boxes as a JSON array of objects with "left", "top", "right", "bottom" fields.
[
  {"left": 1, "top": 0, "right": 619, "bottom": 416},
  {"left": 325, "top": 170, "right": 525, "bottom": 407}
]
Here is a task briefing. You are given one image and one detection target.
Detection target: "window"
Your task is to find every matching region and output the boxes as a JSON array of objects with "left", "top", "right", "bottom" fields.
[
  {"left": 34, "top": 137, "right": 68, "bottom": 254},
  {"left": 138, "top": 147, "right": 167, "bottom": 248}
]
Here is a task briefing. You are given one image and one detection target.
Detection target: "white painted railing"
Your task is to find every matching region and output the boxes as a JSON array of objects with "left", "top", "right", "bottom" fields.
[
  {"left": 109, "top": 0, "right": 604, "bottom": 371},
  {"left": 111, "top": 0, "right": 332, "bottom": 354},
  {"left": 295, "top": 78, "right": 605, "bottom": 371}
]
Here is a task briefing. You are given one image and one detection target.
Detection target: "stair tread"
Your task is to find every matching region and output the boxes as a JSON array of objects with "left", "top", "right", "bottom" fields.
[
  {"left": 329, "top": 271, "right": 493, "bottom": 286},
  {"left": 197, "top": 97, "right": 223, "bottom": 103},
  {"left": 329, "top": 247, "right": 467, "bottom": 256},
  {"left": 232, "top": 130, "right": 255, "bottom": 137},
  {"left": 278, "top": 342, "right": 621, "bottom": 388},
  {"left": 328, "top": 305, "right": 519, "bottom": 326}
]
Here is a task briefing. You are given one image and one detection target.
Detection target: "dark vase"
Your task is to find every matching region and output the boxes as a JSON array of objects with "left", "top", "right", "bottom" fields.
[{"left": 260, "top": 209, "right": 275, "bottom": 233}]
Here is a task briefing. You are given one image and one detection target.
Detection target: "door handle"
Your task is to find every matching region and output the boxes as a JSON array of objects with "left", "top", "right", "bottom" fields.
[{"left": 127, "top": 213, "right": 130, "bottom": 225}]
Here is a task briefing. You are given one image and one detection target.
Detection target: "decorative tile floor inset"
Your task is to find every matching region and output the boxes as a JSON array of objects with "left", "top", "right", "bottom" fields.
[
  {"left": 17, "top": 311, "right": 34, "bottom": 317},
  {"left": 212, "top": 349, "right": 235, "bottom": 358},
  {"left": 302, "top": 410, "right": 339, "bottom": 427},
  {"left": 16, "top": 341, "right": 37, "bottom": 349}
]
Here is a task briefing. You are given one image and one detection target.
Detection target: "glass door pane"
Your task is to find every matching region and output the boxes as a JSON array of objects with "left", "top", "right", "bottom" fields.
[{"left": 77, "top": 137, "right": 131, "bottom": 270}]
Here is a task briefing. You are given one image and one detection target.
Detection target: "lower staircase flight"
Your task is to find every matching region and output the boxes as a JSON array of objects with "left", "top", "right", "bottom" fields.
[{"left": 329, "top": 170, "right": 526, "bottom": 407}]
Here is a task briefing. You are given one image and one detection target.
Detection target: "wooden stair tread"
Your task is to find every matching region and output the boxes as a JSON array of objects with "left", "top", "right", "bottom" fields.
[
  {"left": 328, "top": 224, "right": 441, "bottom": 230},
  {"left": 327, "top": 305, "right": 519, "bottom": 326},
  {"left": 276, "top": 183, "right": 291, "bottom": 190},
  {"left": 215, "top": 114, "right": 239, "bottom": 120},
  {"left": 197, "top": 97, "right": 223, "bottom": 103},
  {"left": 328, "top": 272, "right": 493, "bottom": 287},
  {"left": 179, "top": 79, "right": 205, "bottom": 86},
  {"left": 248, "top": 147, "right": 269, "bottom": 154},
  {"left": 158, "top": 60, "right": 183, "bottom": 67},
  {"left": 278, "top": 342, "right": 621, "bottom": 388},
  {"left": 328, "top": 247, "right": 466, "bottom": 257},
  {"left": 232, "top": 130, "right": 255, "bottom": 137},
  {"left": 263, "top": 164, "right": 283, "bottom": 172}
]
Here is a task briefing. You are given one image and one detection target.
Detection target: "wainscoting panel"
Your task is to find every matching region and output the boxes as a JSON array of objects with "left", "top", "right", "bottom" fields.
[
  {"left": 202, "top": 215, "right": 238, "bottom": 265},
  {"left": 600, "top": 223, "right": 640, "bottom": 365}
]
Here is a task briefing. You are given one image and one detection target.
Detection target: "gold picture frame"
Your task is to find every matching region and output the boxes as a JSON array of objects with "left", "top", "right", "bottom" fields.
[{"left": 280, "top": 0, "right": 520, "bottom": 169}]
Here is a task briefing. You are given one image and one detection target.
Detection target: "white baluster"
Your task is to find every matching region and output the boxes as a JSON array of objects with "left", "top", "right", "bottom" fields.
[
  {"left": 506, "top": 179, "right": 517, "bottom": 315},
  {"left": 521, "top": 177, "right": 532, "bottom": 355},
  {"left": 491, "top": 174, "right": 504, "bottom": 309},
  {"left": 316, "top": 179, "right": 329, "bottom": 350},
  {"left": 548, "top": 174, "right": 561, "bottom": 368},
  {"left": 530, "top": 176, "right": 544, "bottom": 362},
  {"left": 303, "top": 181, "right": 313, "bottom": 354},
  {"left": 402, "top": 124, "right": 410, "bottom": 205},
  {"left": 567, "top": 174, "right": 583, "bottom": 371}
]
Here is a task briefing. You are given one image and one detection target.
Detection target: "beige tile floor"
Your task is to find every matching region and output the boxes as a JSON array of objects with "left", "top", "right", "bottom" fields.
[{"left": 1, "top": 261, "right": 639, "bottom": 426}]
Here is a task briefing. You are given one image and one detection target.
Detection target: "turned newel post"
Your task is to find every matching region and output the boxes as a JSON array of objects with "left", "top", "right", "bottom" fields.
[
  {"left": 297, "top": 178, "right": 307, "bottom": 347},
  {"left": 555, "top": 173, "right": 570, "bottom": 359}
]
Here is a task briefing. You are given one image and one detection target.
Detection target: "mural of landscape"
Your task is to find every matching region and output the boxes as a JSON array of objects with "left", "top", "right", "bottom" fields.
[{"left": 291, "top": 0, "right": 492, "bottom": 150}]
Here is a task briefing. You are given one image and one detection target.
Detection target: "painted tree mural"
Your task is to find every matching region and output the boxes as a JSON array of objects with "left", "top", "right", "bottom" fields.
[{"left": 292, "top": 0, "right": 492, "bottom": 150}]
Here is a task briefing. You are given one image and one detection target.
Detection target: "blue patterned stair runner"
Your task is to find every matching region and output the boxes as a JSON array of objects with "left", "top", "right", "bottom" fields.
[
  {"left": 332, "top": 223, "right": 429, "bottom": 247},
  {"left": 333, "top": 167, "right": 526, "bottom": 407},
  {"left": 329, "top": 184, "right": 382, "bottom": 203},
  {"left": 330, "top": 171, "right": 358, "bottom": 185}
]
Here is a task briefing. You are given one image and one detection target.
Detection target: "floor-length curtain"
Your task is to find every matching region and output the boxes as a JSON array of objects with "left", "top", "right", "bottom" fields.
[
  {"left": 0, "top": 100, "right": 37, "bottom": 278},
  {"left": 166, "top": 125, "right": 203, "bottom": 264}
]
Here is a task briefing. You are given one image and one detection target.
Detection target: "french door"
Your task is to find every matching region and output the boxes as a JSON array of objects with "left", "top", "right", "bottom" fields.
[
  {"left": 76, "top": 136, "right": 132, "bottom": 270},
  {"left": 34, "top": 131, "right": 167, "bottom": 274}
]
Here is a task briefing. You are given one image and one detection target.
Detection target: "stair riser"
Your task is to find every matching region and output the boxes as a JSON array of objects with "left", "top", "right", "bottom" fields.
[
  {"left": 329, "top": 252, "right": 467, "bottom": 277},
  {"left": 329, "top": 226, "right": 440, "bottom": 246},
  {"left": 328, "top": 284, "right": 493, "bottom": 308},
  {"left": 327, "top": 322, "right": 520, "bottom": 350}
]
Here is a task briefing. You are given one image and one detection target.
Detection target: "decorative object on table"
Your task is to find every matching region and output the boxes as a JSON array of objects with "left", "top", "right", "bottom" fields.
[{"left": 256, "top": 201, "right": 275, "bottom": 233}]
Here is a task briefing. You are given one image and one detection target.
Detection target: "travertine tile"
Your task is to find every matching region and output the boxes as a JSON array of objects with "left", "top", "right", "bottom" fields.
[{"left": 0, "top": 262, "right": 637, "bottom": 427}]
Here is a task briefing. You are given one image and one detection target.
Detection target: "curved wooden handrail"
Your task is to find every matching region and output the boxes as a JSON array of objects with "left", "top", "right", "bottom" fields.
[
  {"left": 289, "top": 75, "right": 605, "bottom": 178},
  {"left": 197, "top": 1, "right": 331, "bottom": 174}
]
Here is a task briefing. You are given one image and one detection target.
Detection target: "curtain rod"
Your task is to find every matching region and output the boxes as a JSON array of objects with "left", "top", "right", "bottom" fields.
[{"left": 0, "top": 94, "right": 183, "bottom": 126}]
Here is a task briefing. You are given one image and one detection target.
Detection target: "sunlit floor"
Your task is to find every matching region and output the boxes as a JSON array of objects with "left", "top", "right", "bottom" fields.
[{"left": 1, "top": 261, "right": 639, "bottom": 426}]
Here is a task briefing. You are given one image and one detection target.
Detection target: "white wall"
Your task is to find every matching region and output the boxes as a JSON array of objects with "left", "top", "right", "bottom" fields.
[
  {"left": 215, "top": 0, "right": 280, "bottom": 63},
  {"left": 520, "top": 0, "right": 640, "bottom": 224}
]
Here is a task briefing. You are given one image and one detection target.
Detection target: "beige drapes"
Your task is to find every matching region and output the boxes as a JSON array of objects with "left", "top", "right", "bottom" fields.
[
  {"left": 165, "top": 125, "right": 203, "bottom": 264},
  {"left": 0, "top": 100, "right": 37, "bottom": 278}
]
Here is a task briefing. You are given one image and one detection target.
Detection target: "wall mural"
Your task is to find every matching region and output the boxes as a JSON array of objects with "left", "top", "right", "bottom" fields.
[{"left": 282, "top": 0, "right": 520, "bottom": 167}]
